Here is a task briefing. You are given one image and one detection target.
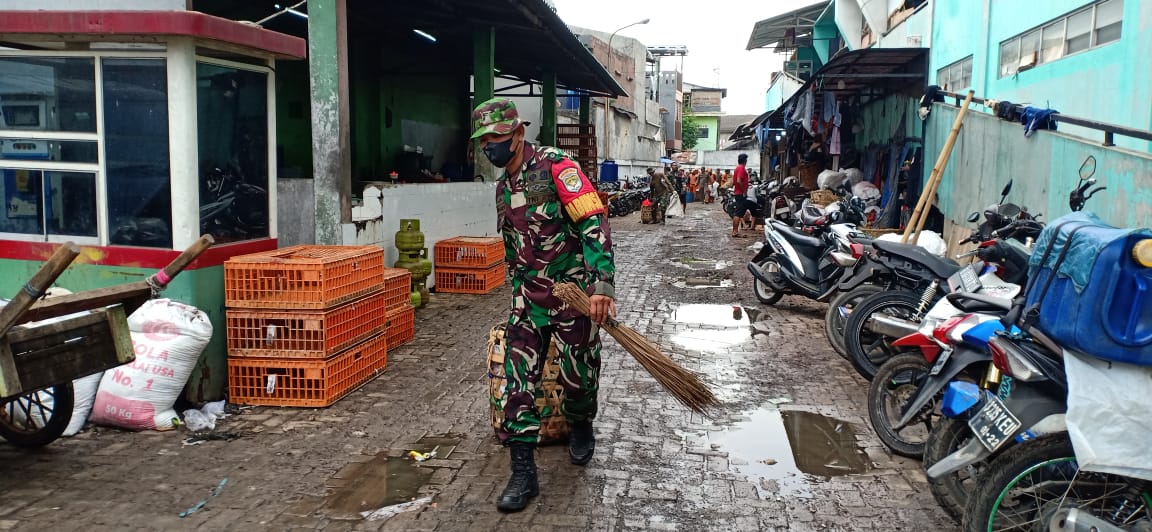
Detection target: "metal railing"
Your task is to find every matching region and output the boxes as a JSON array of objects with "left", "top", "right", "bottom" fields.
[{"left": 938, "top": 90, "right": 1152, "bottom": 147}]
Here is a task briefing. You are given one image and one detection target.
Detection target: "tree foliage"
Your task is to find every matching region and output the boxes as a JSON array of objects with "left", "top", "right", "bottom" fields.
[{"left": 681, "top": 110, "right": 701, "bottom": 151}]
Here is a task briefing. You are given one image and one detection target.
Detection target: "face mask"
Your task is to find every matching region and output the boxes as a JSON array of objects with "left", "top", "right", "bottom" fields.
[{"left": 482, "top": 138, "right": 517, "bottom": 167}]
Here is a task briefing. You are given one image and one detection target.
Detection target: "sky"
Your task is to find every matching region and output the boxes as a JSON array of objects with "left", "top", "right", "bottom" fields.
[{"left": 551, "top": 0, "right": 810, "bottom": 115}]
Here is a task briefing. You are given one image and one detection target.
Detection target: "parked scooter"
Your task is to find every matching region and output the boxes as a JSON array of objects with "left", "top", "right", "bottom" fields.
[{"left": 746, "top": 195, "right": 869, "bottom": 305}]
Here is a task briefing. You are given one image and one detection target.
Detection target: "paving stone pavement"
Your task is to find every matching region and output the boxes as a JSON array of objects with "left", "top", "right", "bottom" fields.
[{"left": 0, "top": 201, "right": 957, "bottom": 531}]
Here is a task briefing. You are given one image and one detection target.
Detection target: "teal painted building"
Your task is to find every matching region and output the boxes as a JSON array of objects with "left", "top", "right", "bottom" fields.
[{"left": 930, "top": 0, "right": 1151, "bottom": 152}]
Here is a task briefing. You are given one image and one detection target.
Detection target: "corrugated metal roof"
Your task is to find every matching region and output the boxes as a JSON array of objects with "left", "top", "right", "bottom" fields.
[{"left": 746, "top": 1, "right": 829, "bottom": 51}]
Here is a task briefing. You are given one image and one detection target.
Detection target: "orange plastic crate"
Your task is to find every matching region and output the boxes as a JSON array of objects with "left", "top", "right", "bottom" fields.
[
  {"left": 382, "top": 268, "right": 412, "bottom": 311},
  {"left": 228, "top": 334, "right": 387, "bottom": 407},
  {"left": 433, "top": 237, "right": 504, "bottom": 269},
  {"left": 385, "top": 305, "right": 415, "bottom": 348},
  {"left": 434, "top": 264, "right": 505, "bottom": 294},
  {"left": 226, "top": 290, "right": 387, "bottom": 358},
  {"left": 225, "top": 245, "right": 384, "bottom": 309}
]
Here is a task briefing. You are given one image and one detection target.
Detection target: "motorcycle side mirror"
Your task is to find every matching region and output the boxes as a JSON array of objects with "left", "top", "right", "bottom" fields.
[
  {"left": 1000, "top": 180, "right": 1013, "bottom": 198},
  {"left": 966, "top": 212, "right": 981, "bottom": 223},
  {"left": 1078, "top": 155, "right": 1097, "bottom": 180}
]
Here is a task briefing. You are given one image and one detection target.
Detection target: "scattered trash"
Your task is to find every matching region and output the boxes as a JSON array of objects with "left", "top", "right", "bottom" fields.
[
  {"left": 351, "top": 430, "right": 367, "bottom": 437},
  {"left": 407, "top": 446, "right": 438, "bottom": 462},
  {"left": 759, "top": 458, "right": 778, "bottom": 466},
  {"left": 179, "top": 478, "right": 228, "bottom": 518},
  {"left": 182, "top": 431, "right": 242, "bottom": 446},
  {"left": 748, "top": 241, "right": 764, "bottom": 252},
  {"left": 359, "top": 496, "right": 434, "bottom": 521},
  {"left": 766, "top": 397, "right": 793, "bottom": 405},
  {"left": 182, "top": 400, "right": 231, "bottom": 432}
]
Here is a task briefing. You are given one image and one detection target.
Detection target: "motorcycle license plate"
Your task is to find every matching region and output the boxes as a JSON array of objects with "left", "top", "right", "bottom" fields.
[
  {"left": 948, "top": 265, "right": 982, "bottom": 293},
  {"left": 967, "top": 394, "right": 1022, "bottom": 452},
  {"left": 929, "top": 349, "right": 952, "bottom": 376}
]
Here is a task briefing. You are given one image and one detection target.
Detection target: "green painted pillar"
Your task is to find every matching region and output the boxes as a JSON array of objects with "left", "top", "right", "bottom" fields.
[
  {"left": 579, "top": 95, "right": 591, "bottom": 125},
  {"left": 308, "top": 0, "right": 352, "bottom": 244},
  {"left": 541, "top": 71, "right": 557, "bottom": 146},
  {"left": 472, "top": 27, "right": 495, "bottom": 104}
]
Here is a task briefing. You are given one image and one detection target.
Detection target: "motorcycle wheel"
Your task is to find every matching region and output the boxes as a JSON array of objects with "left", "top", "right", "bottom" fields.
[
  {"left": 867, "top": 353, "right": 935, "bottom": 458},
  {"left": 752, "top": 257, "right": 786, "bottom": 305},
  {"left": 924, "top": 417, "right": 982, "bottom": 523},
  {"left": 0, "top": 382, "right": 74, "bottom": 448},
  {"left": 843, "top": 291, "right": 921, "bottom": 380},
  {"left": 824, "top": 285, "right": 883, "bottom": 360},
  {"left": 961, "top": 434, "right": 1128, "bottom": 532}
]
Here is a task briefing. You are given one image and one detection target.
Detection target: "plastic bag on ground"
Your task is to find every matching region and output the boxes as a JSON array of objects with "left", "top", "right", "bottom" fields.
[
  {"left": 90, "top": 299, "right": 212, "bottom": 431},
  {"left": 852, "top": 181, "right": 882, "bottom": 206},
  {"left": 182, "top": 408, "right": 214, "bottom": 432}
]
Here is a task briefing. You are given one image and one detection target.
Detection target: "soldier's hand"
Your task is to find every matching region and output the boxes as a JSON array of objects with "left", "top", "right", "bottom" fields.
[{"left": 588, "top": 295, "right": 617, "bottom": 325}]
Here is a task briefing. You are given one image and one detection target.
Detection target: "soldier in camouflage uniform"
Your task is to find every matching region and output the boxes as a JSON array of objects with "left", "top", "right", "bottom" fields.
[{"left": 470, "top": 98, "right": 617, "bottom": 512}]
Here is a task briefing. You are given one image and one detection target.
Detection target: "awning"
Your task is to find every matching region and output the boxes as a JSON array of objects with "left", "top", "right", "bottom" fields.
[
  {"left": 763, "top": 48, "right": 928, "bottom": 129},
  {"left": 746, "top": 2, "right": 829, "bottom": 51}
]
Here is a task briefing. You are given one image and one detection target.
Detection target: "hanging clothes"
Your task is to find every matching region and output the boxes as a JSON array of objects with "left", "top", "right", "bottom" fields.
[{"left": 1021, "top": 106, "right": 1059, "bottom": 137}]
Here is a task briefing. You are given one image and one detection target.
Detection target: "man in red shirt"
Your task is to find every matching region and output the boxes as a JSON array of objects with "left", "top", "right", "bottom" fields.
[{"left": 730, "top": 154, "right": 751, "bottom": 237}]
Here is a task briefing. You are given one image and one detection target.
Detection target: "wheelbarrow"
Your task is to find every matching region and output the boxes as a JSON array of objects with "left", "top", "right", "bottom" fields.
[{"left": 0, "top": 235, "right": 214, "bottom": 447}]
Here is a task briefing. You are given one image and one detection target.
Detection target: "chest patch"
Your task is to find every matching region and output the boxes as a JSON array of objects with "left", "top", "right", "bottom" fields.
[{"left": 524, "top": 169, "right": 557, "bottom": 205}]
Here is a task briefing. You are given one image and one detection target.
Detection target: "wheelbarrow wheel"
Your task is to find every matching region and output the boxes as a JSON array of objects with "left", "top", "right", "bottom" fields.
[{"left": 0, "top": 383, "right": 74, "bottom": 448}]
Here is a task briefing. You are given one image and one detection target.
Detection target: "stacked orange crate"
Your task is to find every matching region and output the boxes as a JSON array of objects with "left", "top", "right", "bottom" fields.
[
  {"left": 433, "top": 237, "right": 505, "bottom": 295},
  {"left": 223, "top": 245, "right": 408, "bottom": 407}
]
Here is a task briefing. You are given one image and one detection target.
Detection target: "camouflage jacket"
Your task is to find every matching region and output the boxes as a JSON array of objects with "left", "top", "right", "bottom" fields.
[{"left": 496, "top": 144, "right": 615, "bottom": 323}]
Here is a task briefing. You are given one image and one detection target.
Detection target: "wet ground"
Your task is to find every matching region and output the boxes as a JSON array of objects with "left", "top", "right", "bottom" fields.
[{"left": 0, "top": 201, "right": 956, "bottom": 531}]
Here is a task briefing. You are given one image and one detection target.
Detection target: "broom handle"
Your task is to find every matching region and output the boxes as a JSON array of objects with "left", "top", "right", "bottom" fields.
[{"left": 903, "top": 90, "right": 974, "bottom": 244}]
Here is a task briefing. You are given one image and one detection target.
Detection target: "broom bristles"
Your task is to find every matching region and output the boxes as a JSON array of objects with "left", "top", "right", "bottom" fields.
[{"left": 553, "top": 282, "right": 721, "bottom": 416}]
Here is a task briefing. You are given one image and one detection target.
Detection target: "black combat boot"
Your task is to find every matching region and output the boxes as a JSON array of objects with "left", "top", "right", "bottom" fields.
[
  {"left": 568, "top": 421, "right": 595, "bottom": 465},
  {"left": 495, "top": 443, "right": 538, "bottom": 512}
]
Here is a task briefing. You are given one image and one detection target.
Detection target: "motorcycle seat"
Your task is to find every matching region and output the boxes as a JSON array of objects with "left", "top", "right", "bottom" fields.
[
  {"left": 873, "top": 239, "right": 961, "bottom": 279},
  {"left": 769, "top": 219, "right": 823, "bottom": 249}
]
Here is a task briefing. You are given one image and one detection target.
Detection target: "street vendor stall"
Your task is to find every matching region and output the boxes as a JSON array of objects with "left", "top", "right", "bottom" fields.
[{"left": 0, "top": 10, "right": 306, "bottom": 402}]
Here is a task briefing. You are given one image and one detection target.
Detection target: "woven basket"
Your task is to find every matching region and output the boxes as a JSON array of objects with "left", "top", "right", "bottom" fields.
[
  {"left": 487, "top": 324, "right": 569, "bottom": 445},
  {"left": 810, "top": 189, "right": 839, "bottom": 207},
  {"left": 640, "top": 204, "right": 655, "bottom": 224}
]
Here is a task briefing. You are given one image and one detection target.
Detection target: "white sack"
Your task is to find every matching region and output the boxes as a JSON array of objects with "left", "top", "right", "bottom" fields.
[
  {"left": 1065, "top": 350, "right": 1152, "bottom": 481},
  {"left": 876, "top": 230, "right": 949, "bottom": 257},
  {"left": 843, "top": 168, "right": 864, "bottom": 184},
  {"left": 63, "top": 372, "right": 103, "bottom": 436},
  {"left": 90, "top": 299, "right": 212, "bottom": 431},
  {"left": 852, "top": 181, "right": 882, "bottom": 205},
  {"left": 817, "top": 170, "right": 847, "bottom": 190},
  {"left": 665, "top": 194, "right": 684, "bottom": 217}
]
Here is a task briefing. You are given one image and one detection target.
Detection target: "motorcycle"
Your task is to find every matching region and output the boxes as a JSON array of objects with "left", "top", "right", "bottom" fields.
[
  {"left": 839, "top": 182, "right": 1035, "bottom": 380},
  {"left": 746, "top": 195, "right": 870, "bottom": 305}
]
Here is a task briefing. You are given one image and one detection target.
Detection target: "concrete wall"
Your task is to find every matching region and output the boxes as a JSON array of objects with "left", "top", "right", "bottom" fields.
[
  {"left": 344, "top": 182, "right": 498, "bottom": 285},
  {"left": 696, "top": 150, "right": 761, "bottom": 172},
  {"left": 874, "top": 2, "right": 932, "bottom": 48},
  {"left": 0, "top": 0, "right": 185, "bottom": 8},
  {"left": 931, "top": 0, "right": 1152, "bottom": 153},
  {"left": 277, "top": 178, "right": 316, "bottom": 247},
  {"left": 927, "top": 103, "right": 1152, "bottom": 243},
  {"left": 765, "top": 73, "right": 804, "bottom": 113},
  {"left": 692, "top": 115, "right": 721, "bottom": 152}
]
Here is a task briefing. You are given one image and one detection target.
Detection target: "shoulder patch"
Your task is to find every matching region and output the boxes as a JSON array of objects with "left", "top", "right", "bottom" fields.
[{"left": 558, "top": 167, "right": 582, "bottom": 193}]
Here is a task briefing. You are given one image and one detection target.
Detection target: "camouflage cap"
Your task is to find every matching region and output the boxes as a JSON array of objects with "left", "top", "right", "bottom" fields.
[{"left": 470, "top": 97, "right": 525, "bottom": 139}]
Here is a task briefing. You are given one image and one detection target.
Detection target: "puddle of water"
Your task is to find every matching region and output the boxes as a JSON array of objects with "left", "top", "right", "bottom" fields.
[
  {"left": 670, "top": 328, "right": 752, "bottom": 353},
  {"left": 672, "top": 278, "right": 734, "bottom": 289},
  {"left": 320, "top": 452, "right": 434, "bottom": 520},
  {"left": 710, "top": 408, "right": 870, "bottom": 497},
  {"left": 671, "top": 304, "right": 749, "bottom": 326},
  {"left": 670, "top": 257, "right": 732, "bottom": 271}
]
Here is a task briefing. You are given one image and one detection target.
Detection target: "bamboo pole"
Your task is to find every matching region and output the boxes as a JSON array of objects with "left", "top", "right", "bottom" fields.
[{"left": 903, "top": 90, "right": 975, "bottom": 244}]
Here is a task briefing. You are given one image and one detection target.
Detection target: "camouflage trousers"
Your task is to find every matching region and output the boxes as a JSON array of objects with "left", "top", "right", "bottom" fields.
[{"left": 499, "top": 310, "right": 602, "bottom": 445}]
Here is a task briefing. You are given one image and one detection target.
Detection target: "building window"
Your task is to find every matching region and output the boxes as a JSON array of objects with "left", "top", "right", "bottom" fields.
[
  {"left": 0, "top": 57, "right": 100, "bottom": 243},
  {"left": 937, "top": 56, "right": 973, "bottom": 91},
  {"left": 104, "top": 58, "right": 172, "bottom": 248},
  {"left": 999, "top": 0, "right": 1123, "bottom": 78},
  {"left": 696, "top": 127, "right": 710, "bottom": 138},
  {"left": 197, "top": 62, "right": 269, "bottom": 244}
]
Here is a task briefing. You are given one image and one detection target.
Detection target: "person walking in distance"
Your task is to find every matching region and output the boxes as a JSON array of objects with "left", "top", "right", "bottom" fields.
[
  {"left": 669, "top": 162, "right": 687, "bottom": 213},
  {"left": 649, "top": 168, "right": 674, "bottom": 224},
  {"left": 730, "top": 154, "right": 751, "bottom": 237},
  {"left": 470, "top": 98, "right": 617, "bottom": 512}
]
